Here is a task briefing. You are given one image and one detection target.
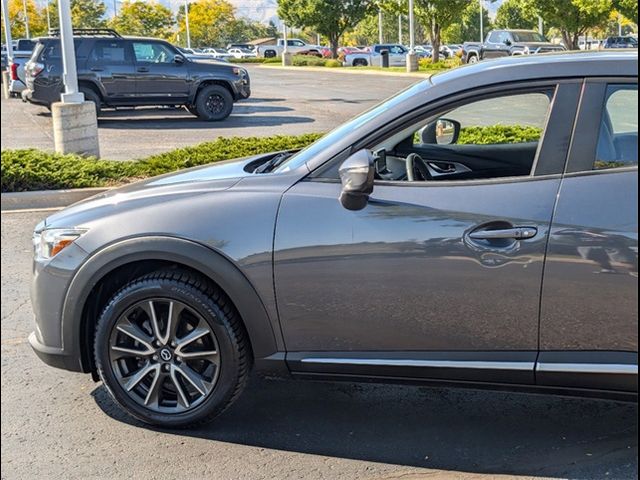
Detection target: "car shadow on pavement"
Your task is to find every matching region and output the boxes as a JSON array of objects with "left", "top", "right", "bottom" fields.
[
  {"left": 95, "top": 114, "right": 315, "bottom": 130},
  {"left": 92, "top": 375, "right": 638, "bottom": 479}
]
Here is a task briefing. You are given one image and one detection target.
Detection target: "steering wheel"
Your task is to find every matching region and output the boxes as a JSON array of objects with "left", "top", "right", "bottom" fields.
[{"left": 405, "top": 153, "right": 433, "bottom": 181}]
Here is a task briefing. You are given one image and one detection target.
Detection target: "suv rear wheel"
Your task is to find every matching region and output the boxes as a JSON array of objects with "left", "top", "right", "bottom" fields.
[
  {"left": 94, "top": 270, "right": 251, "bottom": 427},
  {"left": 194, "top": 85, "right": 234, "bottom": 121}
]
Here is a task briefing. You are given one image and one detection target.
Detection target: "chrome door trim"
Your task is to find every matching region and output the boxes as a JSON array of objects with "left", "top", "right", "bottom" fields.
[
  {"left": 536, "top": 363, "right": 638, "bottom": 375},
  {"left": 299, "top": 357, "right": 535, "bottom": 371}
]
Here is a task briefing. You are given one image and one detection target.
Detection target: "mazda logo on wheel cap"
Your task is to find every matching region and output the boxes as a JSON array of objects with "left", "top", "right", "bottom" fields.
[{"left": 159, "top": 348, "right": 172, "bottom": 362}]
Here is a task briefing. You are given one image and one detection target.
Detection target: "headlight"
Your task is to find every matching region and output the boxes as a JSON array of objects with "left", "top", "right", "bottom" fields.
[{"left": 33, "top": 228, "right": 87, "bottom": 261}]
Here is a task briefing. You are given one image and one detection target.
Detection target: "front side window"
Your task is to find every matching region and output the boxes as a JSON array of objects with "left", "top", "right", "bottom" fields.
[
  {"left": 132, "top": 42, "right": 176, "bottom": 64},
  {"left": 595, "top": 85, "right": 638, "bottom": 170}
]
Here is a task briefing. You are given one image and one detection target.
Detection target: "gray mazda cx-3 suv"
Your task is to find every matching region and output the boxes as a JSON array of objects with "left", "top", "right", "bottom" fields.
[{"left": 30, "top": 51, "right": 638, "bottom": 427}]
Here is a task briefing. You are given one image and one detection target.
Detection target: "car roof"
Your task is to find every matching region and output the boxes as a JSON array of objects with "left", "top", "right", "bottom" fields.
[{"left": 431, "top": 51, "right": 638, "bottom": 88}]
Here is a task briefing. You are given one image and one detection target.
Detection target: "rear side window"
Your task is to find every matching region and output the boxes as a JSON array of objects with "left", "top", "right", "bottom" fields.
[
  {"left": 595, "top": 85, "right": 638, "bottom": 170},
  {"left": 89, "top": 40, "right": 129, "bottom": 63}
]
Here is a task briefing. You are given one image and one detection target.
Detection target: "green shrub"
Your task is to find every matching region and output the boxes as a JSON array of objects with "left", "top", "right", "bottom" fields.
[
  {"left": 291, "top": 55, "right": 327, "bottom": 67},
  {"left": 263, "top": 56, "right": 282, "bottom": 64},
  {"left": 1, "top": 133, "right": 324, "bottom": 192},
  {"left": 418, "top": 56, "right": 461, "bottom": 71},
  {"left": 324, "top": 59, "right": 342, "bottom": 68},
  {"left": 458, "top": 125, "right": 542, "bottom": 145},
  {"left": 231, "top": 57, "right": 267, "bottom": 64}
]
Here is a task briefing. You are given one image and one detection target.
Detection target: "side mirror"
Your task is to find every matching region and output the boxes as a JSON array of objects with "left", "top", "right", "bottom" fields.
[
  {"left": 504, "top": 39, "right": 512, "bottom": 46},
  {"left": 339, "top": 150, "right": 374, "bottom": 211},
  {"left": 434, "top": 118, "right": 461, "bottom": 145},
  {"left": 174, "top": 54, "right": 186, "bottom": 64},
  {"left": 418, "top": 118, "right": 461, "bottom": 145}
]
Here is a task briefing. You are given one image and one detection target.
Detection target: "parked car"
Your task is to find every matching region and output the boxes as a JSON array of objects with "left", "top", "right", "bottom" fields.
[
  {"left": 603, "top": 36, "right": 638, "bottom": 49},
  {"left": 338, "top": 46, "right": 370, "bottom": 56},
  {"left": 344, "top": 44, "right": 408, "bottom": 67},
  {"left": 22, "top": 29, "right": 250, "bottom": 121},
  {"left": 176, "top": 46, "right": 223, "bottom": 62},
  {"left": 203, "top": 47, "right": 233, "bottom": 60},
  {"left": 226, "top": 43, "right": 256, "bottom": 52},
  {"left": 463, "top": 29, "right": 565, "bottom": 64},
  {"left": 227, "top": 47, "right": 257, "bottom": 59},
  {"left": 28, "top": 51, "right": 638, "bottom": 428},
  {"left": 256, "top": 38, "right": 324, "bottom": 58},
  {"left": 5, "top": 38, "right": 35, "bottom": 96}
]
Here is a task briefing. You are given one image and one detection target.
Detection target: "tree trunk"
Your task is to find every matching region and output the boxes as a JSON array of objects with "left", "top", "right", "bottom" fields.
[
  {"left": 431, "top": 22, "right": 441, "bottom": 63},
  {"left": 330, "top": 33, "right": 339, "bottom": 59},
  {"left": 561, "top": 30, "right": 579, "bottom": 50}
]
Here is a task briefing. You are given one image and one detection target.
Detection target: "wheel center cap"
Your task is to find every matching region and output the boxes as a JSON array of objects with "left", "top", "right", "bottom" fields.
[{"left": 159, "top": 348, "right": 173, "bottom": 362}]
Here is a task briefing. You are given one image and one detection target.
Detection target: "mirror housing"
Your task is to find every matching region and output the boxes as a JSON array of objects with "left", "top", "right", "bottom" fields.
[
  {"left": 339, "top": 150, "right": 375, "bottom": 211},
  {"left": 174, "top": 54, "right": 186, "bottom": 64}
]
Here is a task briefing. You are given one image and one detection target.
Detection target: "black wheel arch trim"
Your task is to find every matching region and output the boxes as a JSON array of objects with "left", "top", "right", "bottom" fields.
[{"left": 61, "top": 235, "right": 281, "bottom": 374}]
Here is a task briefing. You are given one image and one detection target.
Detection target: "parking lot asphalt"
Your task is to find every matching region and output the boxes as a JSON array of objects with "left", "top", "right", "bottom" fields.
[
  {"left": 0, "top": 65, "right": 419, "bottom": 160},
  {"left": 1, "top": 210, "right": 638, "bottom": 479}
]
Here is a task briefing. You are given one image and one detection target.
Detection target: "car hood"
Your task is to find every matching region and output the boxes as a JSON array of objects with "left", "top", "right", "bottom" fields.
[{"left": 44, "top": 153, "right": 273, "bottom": 229}]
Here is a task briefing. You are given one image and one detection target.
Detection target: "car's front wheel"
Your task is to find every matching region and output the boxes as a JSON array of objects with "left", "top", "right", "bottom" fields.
[
  {"left": 194, "top": 85, "right": 234, "bottom": 121},
  {"left": 94, "top": 270, "right": 251, "bottom": 427}
]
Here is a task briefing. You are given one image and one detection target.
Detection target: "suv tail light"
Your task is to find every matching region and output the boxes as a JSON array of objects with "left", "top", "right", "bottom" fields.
[
  {"left": 10, "top": 62, "right": 18, "bottom": 81},
  {"left": 27, "top": 62, "right": 44, "bottom": 77}
]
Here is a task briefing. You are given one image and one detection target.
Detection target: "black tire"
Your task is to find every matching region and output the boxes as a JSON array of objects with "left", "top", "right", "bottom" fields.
[
  {"left": 80, "top": 87, "right": 102, "bottom": 116},
  {"left": 94, "top": 270, "right": 251, "bottom": 428},
  {"left": 264, "top": 49, "right": 276, "bottom": 58},
  {"left": 467, "top": 54, "right": 479, "bottom": 64},
  {"left": 185, "top": 104, "right": 199, "bottom": 116},
  {"left": 353, "top": 59, "right": 368, "bottom": 67},
  {"left": 194, "top": 84, "right": 233, "bottom": 121}
]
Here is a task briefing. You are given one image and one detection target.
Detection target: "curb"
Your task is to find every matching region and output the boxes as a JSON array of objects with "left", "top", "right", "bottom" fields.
[
  {"left": 258, "top": 64, "right": 430, "bottom": 78},
  {"left": 1, "top": 187, "right": 110, "bottom": 211}
]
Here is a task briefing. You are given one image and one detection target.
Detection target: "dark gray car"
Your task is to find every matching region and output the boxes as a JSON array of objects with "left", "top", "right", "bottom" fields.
[{"left": 30, "top": 51, "right": 638, "bottom": 427}]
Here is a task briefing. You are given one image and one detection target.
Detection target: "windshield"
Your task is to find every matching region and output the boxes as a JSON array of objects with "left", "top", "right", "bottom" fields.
[
  {"left": 275, "top": 81, "right": 428, "bottom": 173},
  {"left": 512, "top": 32, "right": 548, "bottom": 43}
]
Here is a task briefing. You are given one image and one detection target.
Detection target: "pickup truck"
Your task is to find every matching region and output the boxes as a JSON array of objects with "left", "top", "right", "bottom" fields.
[
  {"left": 256, "top": 38, "right": 324, "bottom": 58},
  {"left": 344, "top": 44, "right": 408, "bottom": 67},
  {"left": 462, "top": 30, "right": 565, "bottom": 64},
  {"left": 4, "top": 39, "right": 36, "bottom": 96}
]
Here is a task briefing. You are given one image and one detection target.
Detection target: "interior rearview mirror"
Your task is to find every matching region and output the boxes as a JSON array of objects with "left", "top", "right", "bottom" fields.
[{"left": 339, "top": 150, "right": 375, "bottom": 211}]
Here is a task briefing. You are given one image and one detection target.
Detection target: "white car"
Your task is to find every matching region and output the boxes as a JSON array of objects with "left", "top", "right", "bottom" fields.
[
  {"left": 228, "top": 48, "right": 258, "bottom": 59},
  {"left": 344, "top": 44, "right": 408, "bottom": 67},
  {"left": 203, "top": 48, "right": 233, "bottom": 60}
]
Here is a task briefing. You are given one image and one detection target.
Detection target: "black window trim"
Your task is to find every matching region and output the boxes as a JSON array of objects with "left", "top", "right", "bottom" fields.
[
  {"left": 565, "top": 77, "right": 638, "bottom": 174},
  {"left": 307, "top": 79, "right": 583, "bottom": 185}
]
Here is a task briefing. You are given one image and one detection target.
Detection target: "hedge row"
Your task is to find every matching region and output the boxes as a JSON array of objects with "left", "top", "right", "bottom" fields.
[{"left": 1, "top": 133, "right": 323, "bottom": 192}]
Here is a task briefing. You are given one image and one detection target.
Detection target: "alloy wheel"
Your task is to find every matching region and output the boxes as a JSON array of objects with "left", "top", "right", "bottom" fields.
[
  {"left": 205, "top": 94, "right": 225, "bottom": 115},
  {"left": 108, "top": 298, "right": 220, "bottom": 414}
]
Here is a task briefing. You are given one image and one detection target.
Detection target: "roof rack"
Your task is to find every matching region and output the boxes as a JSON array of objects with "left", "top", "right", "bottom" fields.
[{"left": 47, "top": 28, "right": 122, "bottom": 38}]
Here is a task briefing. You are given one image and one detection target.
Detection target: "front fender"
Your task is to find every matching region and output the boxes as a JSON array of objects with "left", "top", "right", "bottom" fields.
[{"left": 62, "top": 236, "right": 281, "bottom": 373}]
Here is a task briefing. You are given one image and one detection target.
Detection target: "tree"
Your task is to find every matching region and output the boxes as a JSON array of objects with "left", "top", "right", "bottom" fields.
[
  {"left": 48, "top": 0, "right": 107, "bottom": 29},
  {"left": 109, "top": 1, "right": 174, "bottom": 39},
  {"left": 494, "top": 0, "right": 539, "bottom": 30},
  {"left": 0, "top": 0, "right": 48, "bottom": 39},
  {"left": 443, "top": 2, "right": 493, "bottom": 44},
  {"left": 278, "top": 0, "right": 376, "bottom": 58},
  {"left": 536, "top": 0, "right": 613, "bottom": 49},
  {"left": 381, "top": 0, "right": 470, "bottom": 62},
  {"left": 175, "top": 0, "right": 236, "bottom": 47},
  {"left": 613, "top": 0, "right": 638, "bottom": 22}
]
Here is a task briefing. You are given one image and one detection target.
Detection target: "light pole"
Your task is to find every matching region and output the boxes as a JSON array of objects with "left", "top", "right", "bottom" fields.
[
  {"left": 406, "top": 0, "right": 417, "bottom": 72},
  {"left": 184, "top": 0, "right": 191, "bottom": 49},
  {"left": 45, "top": 0, "right": 51, "bottom": 31},
  {"left": 1, "top": 0, "right": 14, "bottom": 98},
  {"left": 538, "top": 16, "right": 543, "bottom": 36},
  {"left": 112, "top": 0, "right": 117, "bottom": 17},
  {"left": 22, "top": 0, "right": 30, "bottom": 38},
  {"left": 378, "top": 8, "right": 383, "bottom": 44},
  {"left": 398, "top": 14, "right": 402, "bottom": 44},
  {"left": 479, "top": 0, "right": 484, "bottom": 42},
  {"left": 282, "top": 21, "right": 291, "bottom": 65},
  {"left": 51, "top": 0, "right": 100, "bottom": 156}
]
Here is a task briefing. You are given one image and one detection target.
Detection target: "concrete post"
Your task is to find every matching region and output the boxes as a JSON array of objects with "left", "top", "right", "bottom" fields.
[
  {"left": 2, "top": 0, "right": 14, "bottom": 99},
  {"left": 282, "top": 22, "right": 292, "bottom": 66},
  {"left": 406, "top": 0, "right": 417, "bottom": 72},
  {"left": 52, "top": 0, "right": 100, "bottom": 157}
]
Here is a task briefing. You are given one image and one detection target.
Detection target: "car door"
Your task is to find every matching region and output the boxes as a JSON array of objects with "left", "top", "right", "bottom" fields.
[
  {"left": 86, "top": 39, "right": 136, "bottom": 100},
  {"left": 482, "top": 31, "right": 504, "bottom": 59},
  {"left": 275, "top": 82, "right": 581, "bottom": 385},
  {"left": 131, "top": 40, "right": 190, "bottom": 102},
  {"left": 538, "top": 79, "right": 638, "bottom": 393},
  {"left": 389, "top": 45, "right": 407, "bottom": 66}
]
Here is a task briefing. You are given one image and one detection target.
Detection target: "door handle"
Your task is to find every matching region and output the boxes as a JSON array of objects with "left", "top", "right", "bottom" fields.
[
  {"left": 469, "top": 227, "right": 538, "bottom": 240},
  {"left": 137, "top": 67, "right": 149, "bottom": 72}
]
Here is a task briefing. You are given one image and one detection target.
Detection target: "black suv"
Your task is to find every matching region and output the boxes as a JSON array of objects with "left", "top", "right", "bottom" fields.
[
  {"left": 22, "top": 29, "right": 251, "bottom": 121},
  {"left": 603, "top": 36, "right": 638, "bottom": 49}
]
